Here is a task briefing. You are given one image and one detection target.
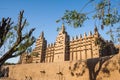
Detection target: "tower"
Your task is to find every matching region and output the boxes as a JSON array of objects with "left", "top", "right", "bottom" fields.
[
  {"left": 54, "top": 24, "right": 70, "bottom": 62},
  {"left": 33, "top": 31, "right": 47, "bottom": 63}
]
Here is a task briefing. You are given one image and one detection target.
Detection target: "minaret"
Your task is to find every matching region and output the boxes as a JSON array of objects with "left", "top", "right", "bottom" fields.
[
  {"left": 94, "top": 26, "right": 98, "bottom": 33},
  {"left": 93, "top": 26, "right": 100, "bottom": 58},
  {"left": 40, "top": 31, "right": 44, "bottom": 39},
  {"left": 54, "top": 24, "right": 70, "bottom": 62},
  {"left": 40, "top": 31, "right": 47, "bottom": 63},
  {"left": 59, "top": 24, "right": 65, "bottom": 33},
  {"left": 33, "top": 31, "right": 47, "bottom": 63},
  {"left": 94, "top": 26, "right": 99, "bottom": 38}
]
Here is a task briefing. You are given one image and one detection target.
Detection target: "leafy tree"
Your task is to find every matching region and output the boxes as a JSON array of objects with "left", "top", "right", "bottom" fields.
[
  {"left": 57, "top": 0, "right": 120, "bottom": 43},
  {"left": 0, "top": 10, "right": 35, "bottom": 67}
]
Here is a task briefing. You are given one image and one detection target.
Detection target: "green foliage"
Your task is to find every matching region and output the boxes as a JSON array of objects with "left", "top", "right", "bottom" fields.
[
  {"left": 94, "top": 9, "right": 120, "bottom": 27},
  {"left": 7, "top": 32, "right": 13, "bottom": 39},
  {"left": 18, "top": 37, "right": 35, "bottom": 51},
  {"left": 14, "top": 26, "right": 17, "bottom": 31},
  {"left": 56, "top": 27, "right": 61, "bottom": 31},
  {"left": 96, "top": 0, "right": 108, "bottom": 10},
  {"left": 31, "top": 52, "right": 39, "bottom": 57},
  {"left": 57, "top": 0, "right": 120, "bottom": 43},
  {"left": 4, "top": 62, "right": 16, "bottom": 65},
  {"left": 56, "top": 10, "right": 88, "bottom": 28}
]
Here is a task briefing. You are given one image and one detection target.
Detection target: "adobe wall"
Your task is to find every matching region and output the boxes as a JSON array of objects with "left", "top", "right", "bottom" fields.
[
  {"left": 45, "top": 44, "right": 54, "bottom": 62},
  {"left": 21, "top": 25, "right": 118, "bottom": 64},
  {"left": 8, "top": 52, "right": 120, "bottom": 80},
  {"left": 69, "top": 34, "right": 99, "bottom": 61}
]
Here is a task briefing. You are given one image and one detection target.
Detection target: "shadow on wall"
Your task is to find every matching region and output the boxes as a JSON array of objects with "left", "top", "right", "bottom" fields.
[
  {"left": 86, "top": 56, "right": 113, "bottom": 80},
  {"left": 24, "top": 76, "right": 32, "bottom": 80},
  {"left": 69, "top": 53, "right": 120, "bottom": 80}
]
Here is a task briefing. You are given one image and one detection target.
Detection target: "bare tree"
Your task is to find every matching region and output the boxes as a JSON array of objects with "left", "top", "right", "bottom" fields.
[{"left": 0, "top": 10, "right": 35, "bottom": 67}]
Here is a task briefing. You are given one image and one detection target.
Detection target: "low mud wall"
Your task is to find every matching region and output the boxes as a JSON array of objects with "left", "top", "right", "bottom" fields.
[{"left": 8, "top": 52, "right": 120, "bottom": 80}]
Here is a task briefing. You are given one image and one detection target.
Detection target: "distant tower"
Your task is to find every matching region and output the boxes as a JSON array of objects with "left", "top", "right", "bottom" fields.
[
  {"left": 93, "top": 26, "right": 100, "bottom": 58},
  {"left": 54, "top": 24, "right": 70, "bottom": 62},
  {"left": 94, "top": 26, "right": 99, "bottom": 37},
  {"left": 33, "top": 31, "right": 47, "bottom": 63}
]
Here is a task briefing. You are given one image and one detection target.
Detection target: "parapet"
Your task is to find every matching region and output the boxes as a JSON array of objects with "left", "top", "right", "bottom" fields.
[
  {"left": 47, "top": 43, "right": 55, "bottom": 48},
  {"left": 70, "top": 29, "right": 99, "bottom": 42}
]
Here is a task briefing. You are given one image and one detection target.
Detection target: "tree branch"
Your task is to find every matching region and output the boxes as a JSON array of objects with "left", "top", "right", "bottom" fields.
[
  {"left": 17, "top": 10, "right": 24, "bottom": 42},
  {"left": 9, "top": 36, "right": 35, "bottom": 58},
  {"left": 0, "top": 10, "right": 35, "bottom": 67},
  {"left": 0, "top": 17, "right": 13, "bottom": 48},
  {"left": 21, "top": 19, "right": 26, "bottom": 30},
  {"left": 9, "top": 50, "right": 26, "bottom": 58},
  {"left": 22, "top": 28, "right": 35, "bottom": 40}
]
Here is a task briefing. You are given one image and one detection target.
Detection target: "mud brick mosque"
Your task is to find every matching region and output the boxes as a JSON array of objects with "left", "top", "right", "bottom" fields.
[{"left": 19, "top": 24, "right": 117, "bottom": 64}]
